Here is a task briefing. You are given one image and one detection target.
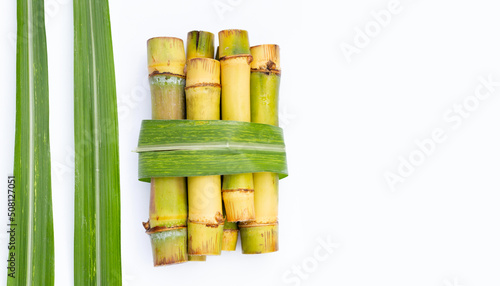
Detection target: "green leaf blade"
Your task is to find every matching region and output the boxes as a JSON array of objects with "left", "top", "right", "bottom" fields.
[
  {"left": 9, "top": 0, "right": 55, "bottom": 285},
  {"left": 74, "top": 0, "right": 122, "bottom": 285}
]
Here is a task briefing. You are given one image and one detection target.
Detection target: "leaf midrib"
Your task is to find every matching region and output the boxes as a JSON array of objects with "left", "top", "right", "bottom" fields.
[
  {"left": 135, "top": 142, "right": 286, "bottom": 153},
  {"left": 27, "top": 0, "right": 35, "bottom": 284},
  {"left": 88, "top": 0, "right": 101, "bottom": 284}
]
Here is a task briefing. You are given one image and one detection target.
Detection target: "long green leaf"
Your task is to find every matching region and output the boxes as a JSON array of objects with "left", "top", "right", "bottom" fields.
[
  {"left": 137, "top": 120, "right": 288, "bottom": 180},
  {"left": 9, "top": 0, "right": 54, "bottom": 285},
  {"left": 74, "top": 0, "right": 122, "bottom": 284}
]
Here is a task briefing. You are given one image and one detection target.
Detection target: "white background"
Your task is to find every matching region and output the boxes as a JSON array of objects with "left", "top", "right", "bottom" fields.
[{"left": 1, "top": 0, "right": 500, "bottom": 285}]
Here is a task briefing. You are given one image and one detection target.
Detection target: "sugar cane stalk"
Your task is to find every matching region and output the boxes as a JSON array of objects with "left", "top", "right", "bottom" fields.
[
  {"left": 143, "top": 37, "right": 188, "bottom": 266},
  {"left": 186, "top": 31, "right": 223, "bottom": 258},
  {"left": 219, "top": 29, "right": 255, "bottom": 222},
  {"left": 240, "top": 44, "right": 281, "bottom": 254},
  {"left": 222, "top": 209, "right": 238, "bottom": 251},
  {"left": 214, "top": 45, "right": 240, "bottom": 250}
]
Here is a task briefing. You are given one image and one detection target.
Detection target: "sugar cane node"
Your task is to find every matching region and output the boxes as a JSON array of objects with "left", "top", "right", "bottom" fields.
[
  {"left": 221, "top": 188, "right": 253, "bottom": 193},
  {"left": 184, "top": 82, "right": 221, "bottom": 89},
  {"left": 144, "top": 225, "right": 186, "bottom": 235},
  {"left": 250, "top": 44, "right": 281, "bottom": 74},
  {"left": 238, "top": 222, "right": 278, "bottom": 228},
  {"left": 219, "top": 54, "right": 253, "bottom": 64}
]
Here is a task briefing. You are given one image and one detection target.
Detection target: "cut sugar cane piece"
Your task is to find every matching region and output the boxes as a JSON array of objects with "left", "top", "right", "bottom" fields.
[
  {"left": 146, "top": 226, "right": 187, "bottom": 266},
  {"left": 221, "top": 202, "right": 238, "bottom": 251},
  {"left": 221, "top": 134, "right": 238, "bottom": 251},
  {"left": 218, "top": 29, "right": 251, "bottom": 58},
  {"left": 147, "top": 37, "right": 186, "bottom": 76},
  {"left": 219, "top": 29, "right": 255, "bottom": 222},
  {"left": 148, "top": 37, "right": 186, "bottom": 120},
  {"left": 186, "top": 57, "right": 224, "bottom": 255},
  {"left": 188, "top": 255, "right": 207, "bottom": 262},
  {"left": 240, "top": 224, "right": 278, "bottom": 254},
  {"left": 222, "top": 220, "right": 238, "bottom": 251},
  {"left": 147, "top": 177, "right": 187, "bottom": 266},
  {"left": 240, "top": 44, "right": 281, "bottom": 254},
  {"left": 222, "top": 173, "right": 254, "bottom": 221},
  {"left": 143, "top": 37, "right": 188, "bottom": 266},
  {"left": 187, "top": 31, "right": 215, "bottom": 60}
]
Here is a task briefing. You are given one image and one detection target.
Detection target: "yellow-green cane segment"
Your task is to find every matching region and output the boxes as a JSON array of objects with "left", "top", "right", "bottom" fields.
[
  {"left": 222, "top": 220, "right": 238, "bottom": 251},
  {"left": 146, "top": 227, "right": 187, "bottom": 266},
  {"left": 219, "top": 29, "right": 256, "bottom": 222},
  {"left": 240, "top": 173, "right": 279, "bottom": 253},
  {"left": 239, "top": 224, "right": 278, "bottom": 254},
  {"left": 218, "top": 29, "right": 250, "bottom": 58},
  {"left": 148, "top": 177, "right": 187, "bottom": 229},
  {"left": 187, "top": 31, "right": 215, "bottom": 60},
  {"left": 221, "top": 202, "right": 238, "bottom": 251},
  {"left": 187, "top": 220, "right": 224, "bottom": 255},
  {"left": 222, "top": 173, "right": 255, "bottom": 222},
  {"left": 147, "top": 37, "right": 187, "bottom": 120},
  {"left": 186, "top": 57, "right": 225, "bottom": 255},
  {"left": 214, "top": 44, "right": 241, "bottom": 246},
  {"left": 188, "top": 255, "right": 207, "bottom": 262},
  {"left": 240, "top": 44, "right": 281, "bottom": 254},
  {"left": 147, "top": 37, "right": 186, "bottom": 76},
  {"left": 186, "top": 175, "right": 224, "bottom": 255},
  {"left": 144, "top": 37, "right": 188, "bottom": 266},
  {"left": 249, "top": 44, "right": 281, "bottom": 126},
  {"left": 185, "top": 58, "right": 221, "bottom": 121}
]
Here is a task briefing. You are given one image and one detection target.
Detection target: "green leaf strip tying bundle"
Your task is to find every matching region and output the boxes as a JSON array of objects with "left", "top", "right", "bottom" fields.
[{"left": 137, "top": 120, "right": 288, "bottom": 181}]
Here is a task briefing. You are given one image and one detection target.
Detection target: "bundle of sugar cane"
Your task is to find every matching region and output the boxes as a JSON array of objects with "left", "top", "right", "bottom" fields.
[{"left": 138, "top": 30, "right": 287, "bottom": 266}]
